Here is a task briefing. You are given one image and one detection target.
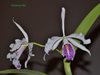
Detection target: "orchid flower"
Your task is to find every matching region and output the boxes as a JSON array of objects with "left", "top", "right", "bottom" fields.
[
  {"left": 7, "top": 18, "right": 35, "bottom": 69},
  {"left": 44, "top": 7, "right": 91, "bottom": 61}
]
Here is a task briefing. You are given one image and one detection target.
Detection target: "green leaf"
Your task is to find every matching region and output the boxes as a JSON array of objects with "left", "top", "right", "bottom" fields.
[
  {"left": 0, "top": 69, "right": 47, "bottom": 75},
  {"left": 73, "top": 3, "right": 100, "bottom": 51},
  {"left": 75, "top": 3, "right": 100, "bottom": 35}
]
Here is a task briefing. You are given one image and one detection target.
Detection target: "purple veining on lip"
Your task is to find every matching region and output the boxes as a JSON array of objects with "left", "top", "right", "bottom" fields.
[{"left": 62, "top": 43, "right": 75, "bottom": 61}]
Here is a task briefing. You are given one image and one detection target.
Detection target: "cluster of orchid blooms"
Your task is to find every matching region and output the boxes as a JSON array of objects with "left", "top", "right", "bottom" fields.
[{"left": 7, "top": 7, "right": 91, "bottom": 69}]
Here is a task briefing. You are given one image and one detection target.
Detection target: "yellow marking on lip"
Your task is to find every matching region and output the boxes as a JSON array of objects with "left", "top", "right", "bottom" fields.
[
  {"left": 66, "top": 44, "right": 69, "bottom": 49},
  {"left": 65, "top": 44, "right": 70, "bottom": 55}
]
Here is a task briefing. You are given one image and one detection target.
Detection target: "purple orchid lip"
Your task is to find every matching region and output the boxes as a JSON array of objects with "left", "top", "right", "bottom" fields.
[{"left": 62, "top": 43, "right": 75, "bottom": 61}]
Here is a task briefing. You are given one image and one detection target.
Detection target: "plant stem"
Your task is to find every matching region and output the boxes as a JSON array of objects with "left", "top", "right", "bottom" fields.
[
  {"left": 63, "top": 59, "right": 72, "bottom": 75},
  {"left": 32, "top": 42, "right": 45, "bottom": 47}
]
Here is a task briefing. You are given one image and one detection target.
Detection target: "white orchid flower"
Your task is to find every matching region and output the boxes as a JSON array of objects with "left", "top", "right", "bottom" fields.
[
  {"left": 44, "top": 7, "right": 91, "bottom": 61},
  {"left": 7, "top": 18, "right": 35, "bottom": 69}
]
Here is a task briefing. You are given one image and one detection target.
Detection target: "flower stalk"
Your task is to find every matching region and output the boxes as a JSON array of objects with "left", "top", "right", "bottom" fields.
[
  {"left": 33, "top": 42, "right": 45, "bottom": 47},
  {"left": 63, "top": 59, "right": 72, "bottom": 75}
]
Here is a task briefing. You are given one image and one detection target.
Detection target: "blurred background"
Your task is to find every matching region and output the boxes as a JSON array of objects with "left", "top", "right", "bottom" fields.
[{"left": 0, "top": 0, "right": 100, "bottom": 75}]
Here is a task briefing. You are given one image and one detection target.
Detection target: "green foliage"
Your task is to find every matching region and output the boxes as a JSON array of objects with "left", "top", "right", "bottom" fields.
[
  {"left": 75, "top": 3, "right": 100, "bottom": 35},
  {"left": 0, "top": 69, "right": 47, "bottom": 75}
]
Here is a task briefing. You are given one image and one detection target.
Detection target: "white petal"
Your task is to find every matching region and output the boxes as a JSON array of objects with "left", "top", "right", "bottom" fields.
[
  {"left": 15, "top": 39, "right": 21, "bottom": 43},
  {"left": 7, "top": 53, "right": 13, "bottom": 61},
  {"left": 12, "top": 17, "right": 29, "bottom": 42},
  {"left": 15, "top": 45, "right": 27, "bottom": 59},
  {"left": 67, "top": 33, "right": 91, "bottom": 44},
  {"left": 25, "top": 43, "right": 34, "bottom": 68},
  {"left": 21, "top": 38, "right": 29, "bottom": 45},
  {"left": 7, "top": 53, "right": 17, "bottom": 61},
  {"left": 50, "top": 37, "right": 63, "bottom": 49},
  {"left": 8, "top": 45, "right": 27, "bottom": 61},
  {"left": 85, "top": 39, "right": 91, "bottom": 44},
  {"left": 12, "top": 59, "right": 21, "bottom": 69},
  {"left": 44, "top": 39, "right": 52, "bottom": 54},
  {"left": 44, "top": 36, "right": 62, "bottom": 54},
  {"left": 43, "top": 53, "right": 47, "bottom": 61},
  {"left": 61, "top": 7, "right": 66, "bottom": 36},
  {"left": 10, "top": 38, "right": 27, "bottom": 52},
  {"left": 25, "top": 56, "right": 31, "bottom": 68},
  {"left": 52, "top": 38, "right": 63, "bottom": 50},
  {"left": 10, "top": 42, "right": 21, "bottom": 52},
  {"left": 28, "top": 43, "right": 34, "bottom": 56},
  {"left": 63, "top": 37, "right": 69, "bottom": 45},
  {"left": 51, "top": 36, "right": 62, "bottom": 40},
  {"left": 10, "top": 39, "right": 22, "bottom": 52},
  {"left": 67, "top": 38, "right": 91, "bottom": 56},
  {"left": 9, "top": 43, "right": 14, "bottom": 48},
  {"left": 7, "top": 53, "right": 11, "bottom": 59}
]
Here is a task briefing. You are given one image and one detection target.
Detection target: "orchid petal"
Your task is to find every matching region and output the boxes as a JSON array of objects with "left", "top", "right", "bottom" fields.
[
  {"left": 67, "top": 33, "right": 91, "bottom": 44},
  {"left": 51, "top": 36, "right": 62, "bottom": 40},
  {"left": 10, "top": 42, "right": 22, "bottom": 52},
  {"left": 14, "top": 45, "right": 27, "bottom": 60},
  {"left": 25, "top": 43, "right": 34, "bottom": 68},
  {"left": 28, "top": 43, "right": 34, "bottom": 56},
  {"left": 12, "top": 59, "right": 21, "bottom": 69},
  {"left": 43, "top": 53, "right": 47, "bottom": 61},
  {"left": 15, "top": 39, "right": 21, "bottom": 43},
  {"left": 44, "top": 39, "right": 53, "bottom": 54},
  {"left": 52, "top": 37, "right": 63, "bottom": 50},
  {"left": 44, "top": 36, "right": 62, "bottom": 54},
  {"left": 25, "top": 56, "right": 31, "bottom": 68},
  {"left": 7, "top": 45, "right": 27, "bottom": 69},
  {"left": 7, "top": 53, "right": 11, "bottom": 59},
  {"left": 61, "top": 7, "right": 66, "bottom": 36},
  {"left": 62, "top": 43, "right": 75, "bottom": 61},
  {"left": 12, "top": 18, "right": 29, "bottom": 42},
  {"left": 9, "top": 43, "right": 14, "bottom": 48},
  {"left": 10, "top": 38, "right": 27, "bottom": 52},
  {"left": 67, "top": 38, "right": 91, "bottom": 55},
  {"left": 6, "top": 53, "right": 15, "bottom": 61},
  {"left": 22, "top": 38, "right": 28, "bottom": 45},
  {"left": 63, "top": 37, "right": 69, "bottom": 45}
]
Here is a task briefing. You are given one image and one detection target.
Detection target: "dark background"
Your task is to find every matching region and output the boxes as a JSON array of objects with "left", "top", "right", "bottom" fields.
[{"left": 0, "top": 0, "right": 100, "bottom": 75}]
